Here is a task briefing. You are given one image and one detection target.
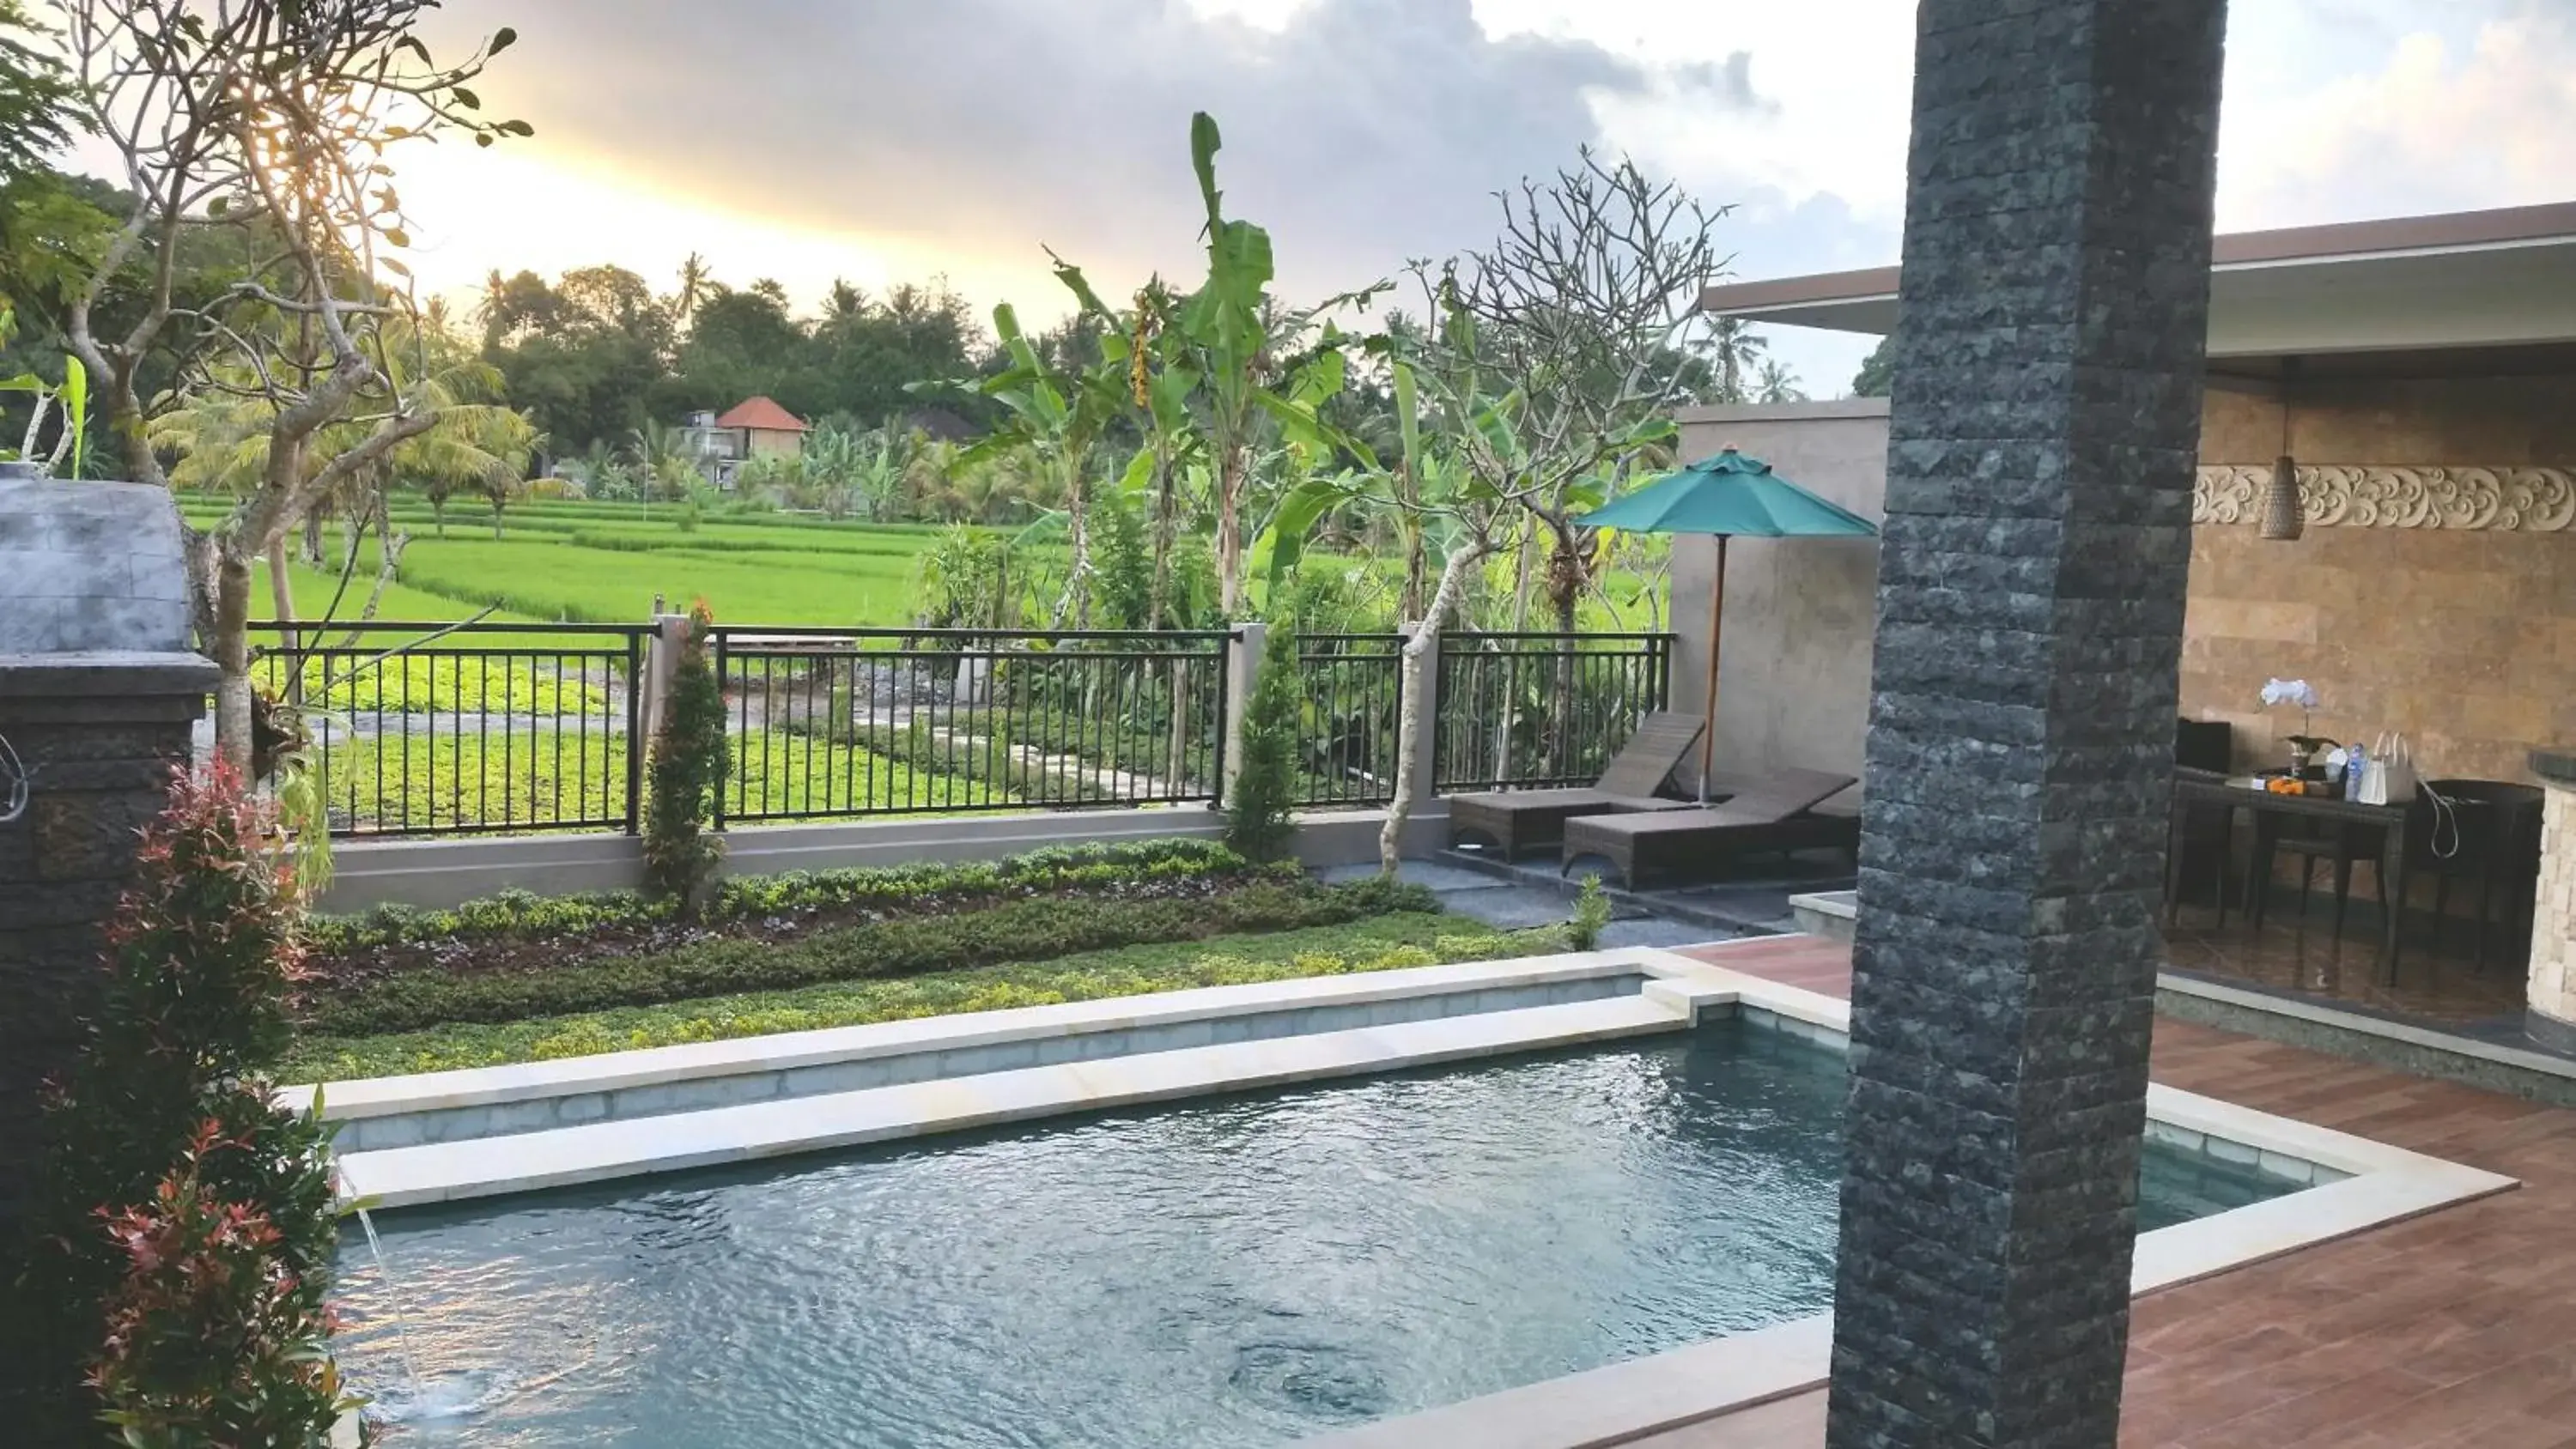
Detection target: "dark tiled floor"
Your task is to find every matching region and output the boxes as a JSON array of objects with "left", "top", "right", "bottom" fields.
[
  {"left": 1321, "top": 858, "right": 1733, "bottom": 950},
  {"left": 1431, "top": 846, "right": 1858, "bottom": 937},
  {"left": 2162, "top": 900, "right": 2530, "bottom": 1028},
  {"left": 1642, "top": 937, "right": 2576, "bottom": 1449}
]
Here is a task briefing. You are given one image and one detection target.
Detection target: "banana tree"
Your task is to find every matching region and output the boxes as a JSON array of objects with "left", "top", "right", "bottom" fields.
[
  {"left": 1047, "top": 266, "right": 1203, "bottom": 629},
  {"left": 945, "top": 302, "right": 1127, "bottom": 627},
  {"left": 1162, "top": 112, "right": 1386, "bottom": 617}
]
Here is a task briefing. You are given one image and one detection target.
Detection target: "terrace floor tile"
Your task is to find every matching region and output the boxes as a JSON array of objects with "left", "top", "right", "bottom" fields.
[{"left": 1628, "top": 936, "right": 2576, "bottom": 1449}]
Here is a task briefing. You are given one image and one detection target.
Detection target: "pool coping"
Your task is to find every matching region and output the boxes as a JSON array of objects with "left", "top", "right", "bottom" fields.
[
  {"left": 286, "top": 949, "right": 1655, "bottom": 1123},
  {"left": 328, "top": 949, "right": 1709, "bottom": 1208},
  {"left": 1294, "top": 942, "right": 2523, "bottom": 1449}
]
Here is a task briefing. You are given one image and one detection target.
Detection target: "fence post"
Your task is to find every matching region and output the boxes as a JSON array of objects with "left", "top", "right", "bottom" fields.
[
  {"left": 1219, "top": 621, "right": 1266, "bottom": 806},
  {"left": 640, "top": 612, "right": 688, "bottom": 747},
  {"left": 1399, "top": 620, "right": 1442, "bottom": 800}
]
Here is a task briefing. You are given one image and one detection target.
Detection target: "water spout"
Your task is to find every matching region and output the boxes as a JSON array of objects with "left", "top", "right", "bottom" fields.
[{"left": 354, "top": 1206, "right": 428, "bottom": 1397}]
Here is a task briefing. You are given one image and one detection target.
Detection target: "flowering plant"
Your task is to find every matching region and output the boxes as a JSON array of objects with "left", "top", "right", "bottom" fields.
[{"left": 2258, "top": 677, "right": 2318, "bottom": 712}]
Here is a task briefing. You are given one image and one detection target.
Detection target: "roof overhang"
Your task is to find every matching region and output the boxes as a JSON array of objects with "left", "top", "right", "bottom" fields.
[{"left": 1701, "top": 203, "right": 2576, "bottom": 363}]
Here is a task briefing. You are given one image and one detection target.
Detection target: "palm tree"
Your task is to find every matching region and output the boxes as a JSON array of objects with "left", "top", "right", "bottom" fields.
[
  {"left": 674, "top": 252, "right": 712, "bottom": 325},
  {"left": 1753, "top": 358, "right": 1806, "bottom": 404},
  {"left": 1707, "top": 315, "right": 1770, "bottom": 403},
  {"left": 626, "top": 418, "right": 697, "bottom": 501}
]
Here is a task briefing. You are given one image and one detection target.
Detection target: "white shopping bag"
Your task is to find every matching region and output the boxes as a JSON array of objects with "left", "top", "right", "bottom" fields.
[{"left": 2356, "top": 731, "right": 2417, "bottom": 805}]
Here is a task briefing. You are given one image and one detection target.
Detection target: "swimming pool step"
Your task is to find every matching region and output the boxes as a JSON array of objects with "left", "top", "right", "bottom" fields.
[{"left": 338, "top": 992, "right": 1698, "bottom": 1209}]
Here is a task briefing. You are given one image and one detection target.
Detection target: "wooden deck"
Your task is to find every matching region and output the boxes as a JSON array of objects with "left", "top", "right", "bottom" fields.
[{"left": 1653, "top": 937, "right": 2576, "bottom": 1448}]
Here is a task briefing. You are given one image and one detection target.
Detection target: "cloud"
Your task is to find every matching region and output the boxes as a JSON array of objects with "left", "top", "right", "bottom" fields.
[
  {"left": 426, "top": 0, "right": 1783, "bottom": 306},
  {"left": 2215, "top": 0, "right": 2576, "bottom": 228}
]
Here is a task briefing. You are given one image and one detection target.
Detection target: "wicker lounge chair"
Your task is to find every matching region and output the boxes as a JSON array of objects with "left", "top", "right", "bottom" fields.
[
  {"left": 1444, "top": 712, "right": 1706, "bottom": 860},
  {"left": 1559, "top": 767, "right": 1859, "bottom": 888}
]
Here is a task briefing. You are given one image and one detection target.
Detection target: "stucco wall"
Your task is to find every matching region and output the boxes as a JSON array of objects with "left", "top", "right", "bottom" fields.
[
  {"left": 745, "top": 427, "right": 803, "bottom": 460},
  {"left": 1671, "top": 374, "right": 2576, "bottom": 789},
  {"left": 2183, "top": 377, "right": 2576, "bottom": 780},
  {"left": 1670, "top": 400, "right": 1888, "bottom": 794}
]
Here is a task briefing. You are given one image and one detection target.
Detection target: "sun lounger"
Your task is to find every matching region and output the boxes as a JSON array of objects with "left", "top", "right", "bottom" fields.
[
  {"left": 1443, "top": 712, "right": 1706, "bottom": 860},
  {"left": 1560, "top": 767, "right": 1859, "bottom": 888}
]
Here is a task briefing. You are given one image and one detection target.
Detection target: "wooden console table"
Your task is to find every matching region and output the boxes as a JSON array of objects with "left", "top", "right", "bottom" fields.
[{"left": 2166, "top": 774, "right": 2413, "bottom": 983}]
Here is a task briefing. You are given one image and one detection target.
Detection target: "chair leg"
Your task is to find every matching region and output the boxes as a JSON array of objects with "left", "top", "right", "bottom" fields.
[
  {"left": 2433, "top": 873, "right": 2451, "bottom": 949},
  {"left": 2330, "top": 851, "right": 2354, "bottom": 937}
]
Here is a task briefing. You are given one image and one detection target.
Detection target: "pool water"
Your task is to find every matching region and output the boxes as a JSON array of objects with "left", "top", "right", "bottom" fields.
[{"left": 334, "top": 1020, "right": 2293, "bottom": 1447}]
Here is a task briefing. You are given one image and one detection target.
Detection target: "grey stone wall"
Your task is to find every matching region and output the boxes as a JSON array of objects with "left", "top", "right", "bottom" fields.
[
  {"left": 1829, "top": 3, "right": 2228, "bottom": 1447},
  {"left": 0, "top": 478, "right": 193, "bottom": 653},
  {"left": 1669, "top": 401, "right": 1890, "bottom": 793},
  {"left": 0, "top": 655, "right": 215, "bottom": 1219}
]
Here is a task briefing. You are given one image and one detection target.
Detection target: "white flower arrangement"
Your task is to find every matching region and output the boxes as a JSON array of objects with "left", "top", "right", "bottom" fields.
[
  {"left": 2260, "top": 677, "right": 2325, "bottom": 754},
  {"left": 2258, "top": 678, "right": 2319, "bottom": 711}
]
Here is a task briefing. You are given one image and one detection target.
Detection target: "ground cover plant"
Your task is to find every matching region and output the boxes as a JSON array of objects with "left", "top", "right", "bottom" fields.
[
  {"left": 304, "top": 874, "right": 1425, "bottom": 1036},
  {"left": 277, "top": 838, "right": 1559, "bottom": 1079},
  {"left": 283, "top": 910, "right": 1555, "bottom": 1081}
]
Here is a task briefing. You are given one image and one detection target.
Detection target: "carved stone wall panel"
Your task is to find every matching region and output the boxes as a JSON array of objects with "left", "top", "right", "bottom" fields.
[{"left": 2194, "top": 465, "right": 2576, "bottom": 531}]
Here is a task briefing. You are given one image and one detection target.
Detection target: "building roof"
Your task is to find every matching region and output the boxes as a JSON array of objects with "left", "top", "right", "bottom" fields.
[
  {"left": 1701, "top": 202, "right": 2576, "bottom": 365},
  {"left": 714, "top": 396, "right": 809, "bottom": 433}
]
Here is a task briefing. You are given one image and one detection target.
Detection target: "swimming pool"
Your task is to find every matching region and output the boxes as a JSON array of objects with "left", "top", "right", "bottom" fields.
[{"left": 333, "top": 1019, "right": 2291, "bottom": 1446}]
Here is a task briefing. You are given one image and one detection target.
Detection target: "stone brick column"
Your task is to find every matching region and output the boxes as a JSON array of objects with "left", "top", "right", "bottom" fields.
[
  {"left": 0, "top": 652, "right": 216, "bottom": 1220},
  {"left": 1828, "top": 4, "right": 2228, "bottom": 1447}
]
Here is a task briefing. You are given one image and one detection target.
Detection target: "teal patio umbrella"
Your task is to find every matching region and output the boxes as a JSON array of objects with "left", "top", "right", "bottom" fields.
[{"left": 1576, "top": 446, "right": 1879, "bottom": 800}]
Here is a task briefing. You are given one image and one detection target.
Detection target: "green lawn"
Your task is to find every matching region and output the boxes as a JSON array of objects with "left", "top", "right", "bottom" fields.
[
  {"left": 282, "top": 910, "right": 1550, "bottom": 1082},
  {"left": 310, "top": 726, "right": 1009, "bottom": 833}
]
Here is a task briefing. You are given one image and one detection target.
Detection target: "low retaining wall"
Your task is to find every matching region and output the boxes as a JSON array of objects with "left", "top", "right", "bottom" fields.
[{"left": 320, "top": 803, "right": 1453, "bottom": 912}]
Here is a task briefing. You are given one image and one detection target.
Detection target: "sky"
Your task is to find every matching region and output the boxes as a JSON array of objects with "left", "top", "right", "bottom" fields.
[{"left": 348, "top": 0, "right": 2576, "bottom": 396}]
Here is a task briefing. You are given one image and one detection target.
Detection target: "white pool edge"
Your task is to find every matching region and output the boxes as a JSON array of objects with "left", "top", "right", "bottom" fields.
[{"left": 1296, "top": 943, "right": 2521, "bottom": 1449}]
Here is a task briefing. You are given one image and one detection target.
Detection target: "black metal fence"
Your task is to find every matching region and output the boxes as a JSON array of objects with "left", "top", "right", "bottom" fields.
[
  {"left": 1283, "top": 630, "right": 1676, "bottom": 806},
  {"left": 248, "top": 620, "right": 1671, "bottom": 837},
  {"left": 248, "top": 621, "right": 647, "bottom": 837},
  {"left": 1433, "top": 632, "right": 1675, "bottom": 791},
  {"left": 707, "top": 627, "right": 1233, "bottom": 825},
  {"left": 1290, "top": 634, "right": 1406, "bottom": 807}
]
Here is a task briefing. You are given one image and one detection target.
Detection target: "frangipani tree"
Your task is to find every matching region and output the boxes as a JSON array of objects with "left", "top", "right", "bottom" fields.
[{"left": 52, "top": 0, "right": 526, "bottom": 770}]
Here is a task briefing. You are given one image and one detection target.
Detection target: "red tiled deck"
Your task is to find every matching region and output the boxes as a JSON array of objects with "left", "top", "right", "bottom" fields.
[{"left": 1654, "top": 937, "right": 2576, "bottom": 1448}]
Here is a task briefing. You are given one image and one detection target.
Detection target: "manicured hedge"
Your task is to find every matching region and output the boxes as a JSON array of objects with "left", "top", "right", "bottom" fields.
[
  {"left": 305, "top": 876, "right": 1435, "bottom": 1037},
  {"left": 307, "top": 837, "right": 1261, "bottom": 953}
]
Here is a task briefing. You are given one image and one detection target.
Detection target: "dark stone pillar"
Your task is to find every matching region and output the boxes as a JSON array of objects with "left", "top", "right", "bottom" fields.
[
  {"left": 0, "top": 652, "right": 216, "bottom": 1221},
  {"left": 1827, "top": 3, "right": 2227, "bottom": 1447}
]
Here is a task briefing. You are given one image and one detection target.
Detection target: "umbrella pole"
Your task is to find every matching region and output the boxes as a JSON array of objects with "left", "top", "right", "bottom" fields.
[{"left": 1700, "top": 534, "right": 1727, "bottom": 803}]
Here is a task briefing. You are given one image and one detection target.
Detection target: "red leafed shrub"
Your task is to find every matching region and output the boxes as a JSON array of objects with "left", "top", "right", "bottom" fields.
[
  {"left": 10, "top": 763, "right": 345, "bottom": 1445},
  {"left": 88, "top": 1111, "right": 354, "bottom": 1449}
]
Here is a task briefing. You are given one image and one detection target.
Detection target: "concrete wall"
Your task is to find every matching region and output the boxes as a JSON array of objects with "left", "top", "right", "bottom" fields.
[
  {"left": 1672, "top": 373, "right": 2576, "bottom": 788},
  {"left": 2183, "top": 377, "right": 2576, "bottom": 779},
  {"left": 1669, "top": 400, "right": 1889, "bottom": 792}
]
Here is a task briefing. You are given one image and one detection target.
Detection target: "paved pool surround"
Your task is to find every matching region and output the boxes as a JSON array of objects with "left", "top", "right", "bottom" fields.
[{"left": 311, "top": 939, "right": 2518, "bottom": 1447}]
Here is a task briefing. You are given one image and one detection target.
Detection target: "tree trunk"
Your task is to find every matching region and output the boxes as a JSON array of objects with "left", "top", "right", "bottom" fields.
[
  {"left": 1148, "top": 442, "right": 1176, "bottom": 630},
  {"left": 1059, "top": 462, "right": 1091, "bottom": 630},
  {"left": 491, "top": 505, "right": 503, "bottom": 540},
  {"left": 211, "top": 543, "right": 258, "bottom": 777},
  {"left": 267, "top": 538, "right": 301, "bottom": 708},
  {"left": 301, "top": 509, "right": 325, "bottom": 567},
  {"left": 1380, "top": 541, "right": 1486, "bottom": 874},
  {"left": 1217, "top": 445, "right": 1246, "bottom": 617},
  {"left": 1545, "top": 519, "right": 1585, "bottom": 779},
  {"left": 432, "top": 497, "right": 446, "bottom": 536}
]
